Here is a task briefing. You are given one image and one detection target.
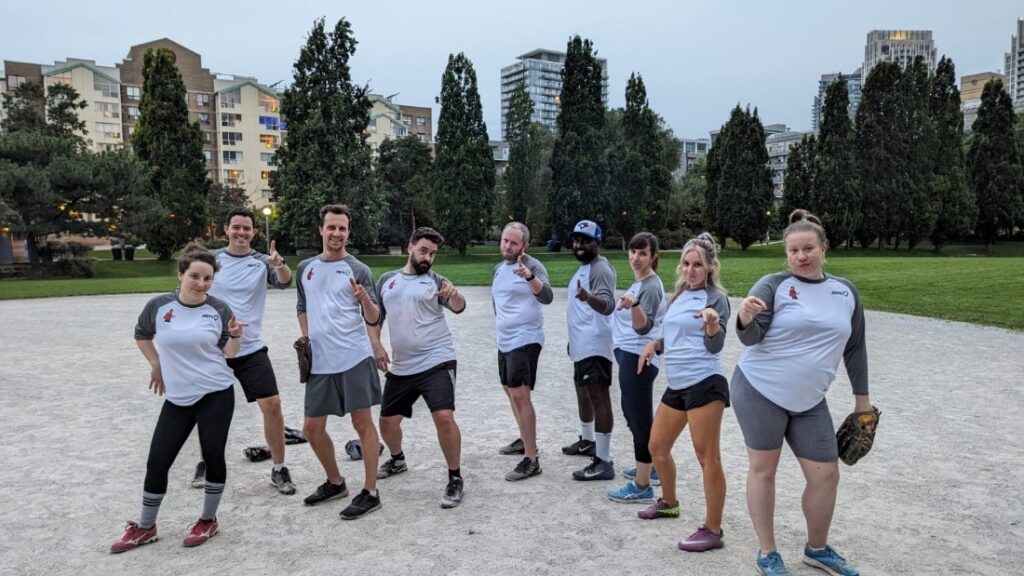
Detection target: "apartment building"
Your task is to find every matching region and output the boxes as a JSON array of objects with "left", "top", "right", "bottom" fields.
[
  {"left": 675, "top": 138, "right": 710, "bottom": 179},
  {"left": 863, "top": 30, "right": 936, "bottom": 79},
  {"left": 399, "top": 103, "right": 432, "bottom": 144},
  {"left": 811, "top": 69, "right": 862, "bottom": 132},
  {"left": 214, "top": 76, "right": 285, "bottom": 205},
  {"left": 1005, "top": 18, "right": 1024, "bottom": 106}
]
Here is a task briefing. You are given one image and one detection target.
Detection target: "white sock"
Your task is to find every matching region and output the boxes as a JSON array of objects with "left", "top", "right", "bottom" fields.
[
  {"left": 580, "top": 420, "right": 595, "bottom": 442},
  {"left": 273, "top": 462, "right": 286, "bottom": 472},
  {"left": 595, "top": 432, "right": 612, "bottom": 462}
]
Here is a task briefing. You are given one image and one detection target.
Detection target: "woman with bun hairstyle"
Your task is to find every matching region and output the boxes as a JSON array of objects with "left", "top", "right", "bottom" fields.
[
  {"left": 733, "top": 210, "right": 872, "bottom": 576},
  {"left": 636, "top": 236, "right": 731, "bottom": 554},
  {"left": 110, "top": 244, "right": 246, "bottom": 553}
]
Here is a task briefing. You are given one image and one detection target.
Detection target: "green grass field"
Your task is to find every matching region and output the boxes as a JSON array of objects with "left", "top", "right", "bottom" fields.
[{"left": 3, "top": 242, "right": 1022, "bottom": 330}]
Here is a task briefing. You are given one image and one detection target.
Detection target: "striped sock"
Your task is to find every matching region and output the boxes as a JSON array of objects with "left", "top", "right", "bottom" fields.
[
  {"left": 139, "top": 491, "right": 164, "bottom": 529},
  {"left": 202, "top": 482, "right": 225, "bottom": 520}
]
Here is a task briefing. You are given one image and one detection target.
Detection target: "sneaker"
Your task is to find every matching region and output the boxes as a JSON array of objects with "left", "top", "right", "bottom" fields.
[
  {"left": 109, "top": 521, "right": 158, "bottom": 554},
  {"left": 182, "top": 517, "right": 218, "bottom": 547},
  {"left": 271, "top": 466, "right": 296, "bottom": 495},
  {"left": 303, "top": 479, "right": 348, "bottom": 506},
  {"left": 622, "top": 465, "right": 661, "bottom": 486},
  {"left": 498, "top": 438, "right": 525, "bottom": 455},
  {"left": 505, "top": 457, "right": 542, "bottom": 481},
  {"left": 440, "top": 477, "right": 464, "bottom": 509},
  {"left": 803, "top": 544, "right": 860, "bottom": 576},
  {"left": 377, "top": 457, "right": 408, "bottom": 479},
  {"left": 637, "top": 497, "right": 680, "bottom": 519},
  {"left": 607, "top": 480, "right": 655, "bottom": 503},
  {"left": 561, "top": 435, "right": 596, "bottom": 457},
  {"left": 190, "top": 461, "right": 206, "bottom": 489},
  {"left": 678, "top": 524, "right": 724, "bottom": 552},
  {"left": 757, "top": 551, "right": 791, "bottom": 576},
  {"left": 243, "top": 446, "right": 272, "bottom": 462},
  {"left": 572, "top": 457, "right": 615, "bottom": 481},
  {"left": 340, "top": 489, "right": 382, "bottom": 520}
]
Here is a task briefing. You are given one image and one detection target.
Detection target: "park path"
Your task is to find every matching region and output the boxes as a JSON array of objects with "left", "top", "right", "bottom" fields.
[{"left": 0, "top": 288, "right": 1021, "bottom": 575}]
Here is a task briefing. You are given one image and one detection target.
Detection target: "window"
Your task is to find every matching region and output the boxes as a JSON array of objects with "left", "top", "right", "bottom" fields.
[
  {"left": 261, "top": 171, "right": 271, "bottom": 180},
  {"left": 125, "top": 86, "right": 141, "bottom": 100},
  {"left": 220, "top": 89, "right": 241, "bottom": 109},
  {"left": 202, "top": 131, "right": 213, "bottom": 144},
  {"left": 417, "top": 134, "right": 426, "bottom": 143},
  {"left": 202, "top": 150, "right": 212, "bottom": 162},
  {"left": 260, "top": 152, "right": 276, "bottom": 165},
  {"left": 222, "top": 132, "right": 243, "bottom": 146},
  {"left": 7, "top": 75, "right": 26, "bottom": 89},
  {"left": 196, "top": 93, "right": 210, "bottom": 107},
  {"left": 416, "top": 117, "right": 425, "bottom": 126},
  {"left": 279, "top": 120, "right": 288, "bottom": 131},
  {"left": 95, "top": 122, "right": 121, "bottom": 139},
  {"left": 221, "top": 113, "right": 241, "bottom": 127},
  {"left": 258, "top": 115, "right": 279, "bottom": 130},
  {"left": 259, "top": 134, "right": 278, "bottom": 148},
  {"left": 94, "top": 80, "right": 118, "bottom": 98},
  {"left": 197, "top": 112, "right": 211, "bottom": 125},
  {"left": 126, "top": 106, "right": 140, "bottom": 120},
  {"left": 222, "top": 151, "right": 243, "bottom": 164},
  {"left": 258, "top": 92, "right": 278, "bottom": 113},
  {"left": 94, "top": 102, "right": 120, "bottom": 118},
  {"left": 222, "top": 169, "right": 243, "bottom": 186},
  {"left": 50, "top": 75, "right": 72, "bottom": 86}
]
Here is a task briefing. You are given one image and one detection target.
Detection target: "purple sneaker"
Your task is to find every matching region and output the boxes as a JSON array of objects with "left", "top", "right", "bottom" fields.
[
  {"left": 678, "top": 524, "right": 724, "bottom": 552},
  {"left": 637, "top": 498, "right": 680, "bottom": 519}
]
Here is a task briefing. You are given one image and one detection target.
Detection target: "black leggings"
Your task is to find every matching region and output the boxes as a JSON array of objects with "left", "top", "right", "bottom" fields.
[
  {"left": 144, "top": 386, "right": 235, "bottom": 494},
  {"left": 615, "top": 348, "right": 658, "bottom": 464}
]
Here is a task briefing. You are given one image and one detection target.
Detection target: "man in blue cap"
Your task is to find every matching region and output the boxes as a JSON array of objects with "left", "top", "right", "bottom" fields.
[{"left": 563, "top": 220, "right": 618, "bottom": 481}]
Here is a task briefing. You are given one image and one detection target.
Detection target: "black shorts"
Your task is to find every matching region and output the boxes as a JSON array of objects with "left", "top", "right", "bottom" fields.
[
  {"left": 381, "top": 360, "right": 457, "bottom": 418},
  {"left": 498, "top": 343, "right": 542, "bottom": 390},
  {"left": 226, "top": 347, "right": 279, "bottom": 403},
  {"left": 661, "top": 373, "right": 730, "bottom": 411},
  {"left": 574, "top": 356, "right": 612, "bottom": 387}
]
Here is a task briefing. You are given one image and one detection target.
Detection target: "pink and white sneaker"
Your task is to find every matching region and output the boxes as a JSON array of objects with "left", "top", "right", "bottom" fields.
[
  {"left": 110, "top": 521, "right": 158, "bottom": 553},
  {"left": 678, "top": 524, "right": 724, "bottom": 552},
  {"left": 183, "top": 517, "right": 219, "bottom": 547}
]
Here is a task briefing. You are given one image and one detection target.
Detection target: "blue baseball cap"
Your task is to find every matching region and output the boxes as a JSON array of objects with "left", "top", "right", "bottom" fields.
[{"left": 570, "top": 220, "right": 602, "bottom": 241}]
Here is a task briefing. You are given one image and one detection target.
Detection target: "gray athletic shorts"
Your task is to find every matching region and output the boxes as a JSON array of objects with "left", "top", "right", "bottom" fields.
[
  {"left": 730, "top": 367, "right": 838, "bottom": 462},
  {"left": 305, "top": 356, "right": 382, "bottom": 418}
]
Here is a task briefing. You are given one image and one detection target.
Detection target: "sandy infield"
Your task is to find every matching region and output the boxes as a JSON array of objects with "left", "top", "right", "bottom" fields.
[{"left": 0, "top": 286, "right": 1021, "bottom": 575}]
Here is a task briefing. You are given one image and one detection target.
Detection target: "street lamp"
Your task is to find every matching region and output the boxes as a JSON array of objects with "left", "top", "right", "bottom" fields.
[
  {"left": 262, "top": 206, "right": 272, "bottom": 244},
  {"left": 765, "top": 210, "right": 772, "bottom": 245}
]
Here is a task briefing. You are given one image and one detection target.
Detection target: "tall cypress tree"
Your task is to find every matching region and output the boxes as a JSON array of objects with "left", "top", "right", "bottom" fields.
[
  {"left": 815, "top": 77, "right": 858, "bottom": 248},
  {"left": 549, "top": 35, "right": 608, "bottom": 244},
  {"left": 503, "top": 82, "right": 537, "bottom": 227},
  {"left": 131, "top": 47, "right": 209, "bottom": 260},
  {"left": 968, "top": 79, "right": 1023, "bottom": 247},
  {"left": 779, "top": 134, "right": 817, "bottom": 228},
  {"left": 902, "top": 56, "right": 939, "bottom": 250},
  {"left": 273, "top": 18, "right": 381, "bottom": 250},
  {"left": 431, "top": 52, "right": 495, "bottom": 255},
  {"left": 929, "top": 56, "right": 975, "bottom": 250}
]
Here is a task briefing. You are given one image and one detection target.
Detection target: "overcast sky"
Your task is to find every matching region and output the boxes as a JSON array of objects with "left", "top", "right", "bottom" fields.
[{"left": 2, "top": 1, "right": 1020, "bottom": 140}]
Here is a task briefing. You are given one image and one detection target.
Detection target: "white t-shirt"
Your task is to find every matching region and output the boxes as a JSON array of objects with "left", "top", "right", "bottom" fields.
[
  {"left": 566, "top": 256, "right": 616, "bottom": 362},
  {"left": 209, "top": 249, "right": 290, "bottom": 357},
  {"left": 376, "top": 269, "right": 460, "bottom": 376},
  {"left": 491, "top": 254, "right": 553, "bottom": 353},
  {"left": 661, "top": 287, "right": 730, "bottom": 390},
  {"left": 612, "top": 274, "right": 666, "bottom": 366}
]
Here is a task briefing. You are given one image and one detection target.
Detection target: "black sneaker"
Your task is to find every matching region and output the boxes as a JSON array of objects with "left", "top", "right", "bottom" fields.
[
  {"left": 191, "top": 461, "right": 206, "bottom": 489},
  {"left": 271, "top": 466, "right": 297, "bottom": 495},
  {"left": 572, "top": 457, "right": 615, "bottom": 481},
  {"left": 377, "top": 457, "right": 408, "bottom": 479},
  {"left": 561, "top": 436, "right": 596, "bottom": 457},
  {"left": 303, "top": 479, "right": 348, "bottom": 506},
  {"left": 441, "top": 477, "right": 464, "bottom": 509},
  {"left": 505, "top": 457, "right": 542, "bottom": 481},
  {"left": 498, "top": 438, "right": 525, "bottom": 455},
  {"left": 340, "top": 489, "right": 382, "bottom": 520}
]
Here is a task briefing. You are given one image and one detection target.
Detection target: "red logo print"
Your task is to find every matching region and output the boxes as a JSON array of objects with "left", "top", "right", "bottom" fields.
[
  {"left": 388, "top": 279, "right": 397, "bottom": 290},
  {"left": 163, "top": 309, "right": 175, "bottom": 323},
  {"left": 789, "top": 286, "right": 799, "bottom": 300},
  {"left": 306, "top": 267, "right": 314, "bottom": 281}
]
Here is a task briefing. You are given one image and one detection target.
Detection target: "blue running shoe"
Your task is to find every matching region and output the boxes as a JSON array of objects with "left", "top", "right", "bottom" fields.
[
  {"left": 802, "top": 545, "right": 859, "bottom": 576},
  {"left": 757, "top": 551, "right": 790, "bottom": 575},
  {"left": 621, "top": 465, "right": 661, "bottom": 486},
  {"left": 606, "top": 480, "right": 655, "bottom": 503}
]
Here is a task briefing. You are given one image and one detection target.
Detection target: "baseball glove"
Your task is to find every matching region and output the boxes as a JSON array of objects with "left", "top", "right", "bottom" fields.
[
  {"left": 836, "top": 407, "right": 881, "bottom": 466},
  {"left": 294, "top": 336, "right": 312, "bottom": 383}
]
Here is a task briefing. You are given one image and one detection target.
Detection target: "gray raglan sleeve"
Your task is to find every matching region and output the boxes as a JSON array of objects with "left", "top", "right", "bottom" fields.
[
  {"left": 838, "top": 278, "right": 869, "bottom": 396},
  {"left": 704, "top": 288, "right": 730, "bottom": 354},
  {"left": 352, "top": 262, "right": 378, "bottom": 307},
  {"left": 634, "top": 277, "right": 664, "bottom": 336},
  {"left": 588, "top": 259, "right": 616, "bottom": 315},
  {"left": 295, "top": 258, "right": 312, "bottom": 314},
  {"left": 257, "top": 252, "right": 291, "bottom": 289},
  {"left": 375, "top": 271, "right": 394, "bottom": 325},
  {"left": 433, "top": 271, "right": 464, "bottom": 314},
  {"left": 527, "top": 257, "right": 554, "bottom": 305},
  {"left": 209, "top": 296, "right": 234, "bottom": 349},
  {"left": 736, "top": 273, "right": 783, "bottom": 346},
  {"left": 134, "top": 294, "right": 170, "bottom": 340}
]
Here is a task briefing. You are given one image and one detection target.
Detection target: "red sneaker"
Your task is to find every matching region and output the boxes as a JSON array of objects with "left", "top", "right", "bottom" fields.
[
  {"left": 109, "top": 521, "right": 158, "bottom": 553},
  {"left": 182, "top": 517, "right": 218, "bottom": 547}
]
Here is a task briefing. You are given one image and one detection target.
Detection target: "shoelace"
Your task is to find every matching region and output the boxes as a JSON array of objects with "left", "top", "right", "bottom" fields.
[
  {"left": 816, "top": 547, "right": 845, "bottom": 564},
  {"left": 762, "top": 553, "right": 785, "bottom": 571}
]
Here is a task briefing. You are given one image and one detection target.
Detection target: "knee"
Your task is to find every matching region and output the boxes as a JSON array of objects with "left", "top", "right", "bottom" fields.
[
  {"left": 812, "top": 465, "right": 840, "bottom": 488},
  {"left": 433, "top": 410, "right": 457, "bottom": 430},
  {"left": 648, "top": 438, "right": 670, "bottom": 460},
  {"left": 749, "top": 462, "right": 778, "bottom": 483},
  {"left": 303, "top": 420, "right": 326, "bottom": 440},
  {"left": 259, "top": 395, "right": 282, "bottom": 416},
  {"left": 379, "top": 416, "right": 400, "bottom": 432},
  {"left": 693, "top": 447, "right": 721, "bottom": 470},
  {"left": 351, "top": 411, "right": 375, "bottom": 435}
]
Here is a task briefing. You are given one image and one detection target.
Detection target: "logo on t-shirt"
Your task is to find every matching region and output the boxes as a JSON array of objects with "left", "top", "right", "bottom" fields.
[
  {"left": 388, "top": 279, "right": 397, "bottom": 290},
  {"left": 163, "top": 309, "right": 175, "bottom": 323},
  {"left": 306, "top": 267, "right": 314, "bottom": 281},
  {"left": 788, "top": 286, "right": 799, "bottom": 300}
]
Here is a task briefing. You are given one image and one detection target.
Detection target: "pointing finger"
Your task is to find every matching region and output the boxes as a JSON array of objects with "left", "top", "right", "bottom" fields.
[{"left": 269, "top": 240, "right": 276, "bottom": 253}]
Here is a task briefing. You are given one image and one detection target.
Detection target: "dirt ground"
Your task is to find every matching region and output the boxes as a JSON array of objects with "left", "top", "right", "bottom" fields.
[{"left": 0, "top": 287, "right": 1021, "bottom": 575}]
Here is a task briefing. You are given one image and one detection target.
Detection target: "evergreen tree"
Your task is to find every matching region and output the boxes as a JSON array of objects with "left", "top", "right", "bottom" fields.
[
  {"left": 503, "top": 82, "right": 538, "bottom": 227},
  {"left": 779, "top": 134, "right": 817, "bottom": 228},
  {"left": 2, "top": 82, "right": 87, "bottom": 146},
  {"left": 130, "top": 47, "right": 210, "bottom": 260},
  {"left": 614, "top": 73, "right": 673, "bottom": 239},
  {"left": 902, "top": 56, "right": 939, "bottom": 250},
  {"left": 928, "top": 56, "right": 975, "bottom": 251},
  {"left": 430, "top": 52, "right": 495, "bottom": 255},
  {"left": 549, "top": 35, "right": 608, "bottom": 244},
  {"left": 668, "top": 156, "right": 707, "bottom": 235},
  {"left": 967, "top": 79, "right": 1023, "bottom": 247},
  {"left": 814, "top": 77, "right": 858, "bottom": 248},
  {"left": 377, "top": 135, "right": 433, "bottom": 247},
  {"left": 272, "top": 18, "right": 381, "bottom": 250},
  {"left": 705, "top": 105, "right": 773, "bottom": 249}
]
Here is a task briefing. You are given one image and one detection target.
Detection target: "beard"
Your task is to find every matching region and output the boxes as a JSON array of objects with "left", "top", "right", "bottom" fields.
[
  {"left": 412, "top": 257, "right": 432, "bottom": 274},
  {"left": 574, "top": 248, "right": 596, "bottom": 264}
]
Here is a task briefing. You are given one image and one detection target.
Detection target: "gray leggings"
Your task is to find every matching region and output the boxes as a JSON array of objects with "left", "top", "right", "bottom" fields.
[{"left": 730, "top": 367, "right": 838, "bottom": 462}]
